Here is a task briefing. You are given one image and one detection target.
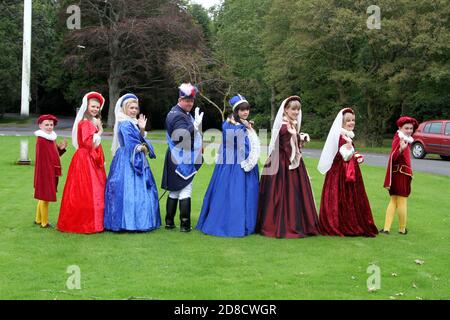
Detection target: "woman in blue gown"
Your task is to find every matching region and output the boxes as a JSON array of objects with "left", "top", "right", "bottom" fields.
[
  {"left": 196, "top": 94, "right": 260, "bottom": 237},
  {"left": 104, "top": 93, "right": 161, "bottom": 232}
]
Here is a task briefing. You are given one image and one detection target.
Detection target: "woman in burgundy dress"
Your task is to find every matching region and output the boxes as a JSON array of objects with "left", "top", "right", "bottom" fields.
[
  {"left": 317, "top": 108, "right": 378, "bottom": 237},
  {"left": 257, "top": 96, "right": 320, "bottom": 238}
]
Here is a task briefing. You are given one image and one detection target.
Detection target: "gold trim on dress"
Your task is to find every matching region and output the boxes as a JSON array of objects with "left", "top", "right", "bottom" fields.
[{"left": 392, "top": 164, "right": 413, "bottom": 178}]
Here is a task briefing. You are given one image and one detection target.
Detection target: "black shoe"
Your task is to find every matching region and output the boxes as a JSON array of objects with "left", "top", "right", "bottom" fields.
[
  {"left": 165, "top": 197, "right": 178, "bottom": 229},
  {"left": 34, "top": 221, "right": 41, "bottom": 226},
  {"left": 41, "top": 223, "right": 53, "bottom": 229},
  {"left": 399, "top": 229, "right": 408, "bottom": 235},
  {"left": 179, "top": 198, "right": 192, "bottom": 232},
  {"left": 379, "top": 229, "right": 390, "bottom": 235}
]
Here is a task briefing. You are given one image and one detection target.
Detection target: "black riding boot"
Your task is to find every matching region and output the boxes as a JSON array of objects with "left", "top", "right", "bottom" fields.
[
  {"left": 165, "top": 197, "right": 178, "bottom": 229},
  {"left": 179, "top": 198, "right": 192, "bottom": 232}
]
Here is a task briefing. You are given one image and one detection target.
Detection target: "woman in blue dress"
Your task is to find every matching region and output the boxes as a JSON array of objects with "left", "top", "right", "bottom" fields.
[
  {"left": 196, "top": 94, "right": 260, "bottom": 237},
  {"left": 104, "top": 93, "right": 161, "bottom": 232}
]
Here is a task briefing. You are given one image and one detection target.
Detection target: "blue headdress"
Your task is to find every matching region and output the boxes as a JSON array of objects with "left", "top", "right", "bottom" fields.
[{"left": 229, "top": 94, "right": 249, "bottom": 111}]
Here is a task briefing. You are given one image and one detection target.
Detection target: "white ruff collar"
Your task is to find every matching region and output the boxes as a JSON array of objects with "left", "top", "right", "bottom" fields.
[
  {"left": 34, "top": 130, "right": 57, "bottom": 141},
  {"left": 116, "top": 112, "right": 138, "bottom": 125},
  {"left": 397, "top": 130, "right": 414, "bottom": 144},
  {"left": 340, "top": 128, "right": 355, "bottom": 139}
]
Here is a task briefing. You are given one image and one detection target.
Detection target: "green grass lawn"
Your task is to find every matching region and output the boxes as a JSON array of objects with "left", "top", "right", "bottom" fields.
[{"left": 0, "top": 136, "right": 449, "bottom": 300}]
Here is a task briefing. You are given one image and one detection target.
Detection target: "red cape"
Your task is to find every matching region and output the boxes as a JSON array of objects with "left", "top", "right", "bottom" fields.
[
  {"left": 34, "top": 137, "right": 65, "bottom": 201},
  {"left": 384, "top": 133, "right": 412, "bottom": 189}
]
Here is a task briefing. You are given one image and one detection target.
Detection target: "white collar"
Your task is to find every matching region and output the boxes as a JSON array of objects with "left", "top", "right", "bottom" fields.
[
  {"left": 34, "top": 130, "right": 57, "bottom": 141},
  {"left": 116, "top": 111, "right": 138, "bottom": 125},
  {"left": 397, "top": 130, "right": 414, "bottom": 144},
  {"left": 83, "top": 117, "right": 98, "bottom": 127},
  {"left": 340, "top": 128, "right": 355, "bottom": 139}
]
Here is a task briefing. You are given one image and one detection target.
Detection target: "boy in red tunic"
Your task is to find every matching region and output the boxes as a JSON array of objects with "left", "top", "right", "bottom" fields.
[
  {"left": 34, "top": 115, "right": 68, "bottom": 228},
  {"left": 380, "top": 116, "right": 418, "bottom": 235}
]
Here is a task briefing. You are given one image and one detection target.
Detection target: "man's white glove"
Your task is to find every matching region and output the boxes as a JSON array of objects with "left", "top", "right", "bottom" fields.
[{"left": 194, "top": 107, "right": 204, "bottom": 131}]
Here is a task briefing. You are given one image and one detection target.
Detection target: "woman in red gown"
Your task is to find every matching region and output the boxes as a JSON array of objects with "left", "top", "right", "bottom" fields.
[
  {"left": 257, "top": 96, "right": 320, "bottom": 238},
  {"left": 317, "top": 108, "right": 378, "bottom": 237},
  {"left": 57, "top": 92, "right": 107, "bottom": 234}
]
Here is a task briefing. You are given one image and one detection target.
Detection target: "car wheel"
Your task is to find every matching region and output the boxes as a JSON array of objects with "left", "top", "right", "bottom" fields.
[
  {"left": 412, "top": 142, "right": 426, "bottom": 159},
  {"left": 440, "top": 155, "right": 450, "bottom": 161}
]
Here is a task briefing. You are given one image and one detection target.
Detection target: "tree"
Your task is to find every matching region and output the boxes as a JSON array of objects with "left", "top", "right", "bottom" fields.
[
  {"left": 213, "top": 0, "right": 272, "bottom": 128},
  {"left": 0, "top": 0, "right": 62, "bottom": 117},
  {"left": 263, "top": 0, "right": 450, "bottom": 145},
  {"left": 166, "top": 48, "right": 234, "bottom": 123},
  {"left": 62, "top": 0, "right": 204, "bottom": 126}
]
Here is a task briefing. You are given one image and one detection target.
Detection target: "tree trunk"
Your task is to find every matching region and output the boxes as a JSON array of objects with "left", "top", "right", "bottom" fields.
[
  {"left": 401, "top": 97, "right": 408, "bottom": 115},
  {"left": 365, "top": 97, "right": 383, "bottom": 147},
  {"left": 107, "top": 33, "right": 121, "bottom": 128},
  {"left": 270, "top": 86, "right": 276, "bottom": 128},
  {"left": 107, "top": 74, "right": 120, "bottom": 128}
]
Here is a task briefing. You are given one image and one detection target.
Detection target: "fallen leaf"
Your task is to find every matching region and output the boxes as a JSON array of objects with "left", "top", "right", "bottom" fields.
[
  {"left": 414, "top": 259, "right": 425, "bottom": 265},
  {"left": 391, "top": 272, "right": 398, "bottom": 277},
  {"left": 395, "top": 292, "right": 404, "bottom": 296},
  {"left": 412, "top": 283, "right": 418, "bottom": 289}
]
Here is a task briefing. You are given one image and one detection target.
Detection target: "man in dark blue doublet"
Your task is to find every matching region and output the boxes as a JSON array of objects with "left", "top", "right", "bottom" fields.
[{"left": 161, "top": 83, "right": 203, "bottom": 232}]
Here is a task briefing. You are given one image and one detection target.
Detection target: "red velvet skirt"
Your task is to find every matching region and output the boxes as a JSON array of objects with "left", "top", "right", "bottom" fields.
[
  {"left": 257, "top": 157, "right": 320, "bottom": 239},
  {"left": 319, "top": 158, "right": 378, "bottom": 237}
]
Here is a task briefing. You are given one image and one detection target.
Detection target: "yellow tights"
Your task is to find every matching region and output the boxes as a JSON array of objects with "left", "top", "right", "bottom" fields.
[
  {"left": 35, "top": 200, "right": 49, "bottom": 227},
  {"left": 383, "top": 195, "right": 407, "bottom": 233}
]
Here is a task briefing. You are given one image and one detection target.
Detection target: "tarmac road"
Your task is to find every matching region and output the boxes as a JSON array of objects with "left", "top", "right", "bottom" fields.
[{"left": 1, "top": 117, "right": 449, "bottom": 177}]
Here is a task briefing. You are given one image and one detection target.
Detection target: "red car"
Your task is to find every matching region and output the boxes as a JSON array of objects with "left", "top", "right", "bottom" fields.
[{"left": 412, "top": 120, "right": 450, "bottom": 160}]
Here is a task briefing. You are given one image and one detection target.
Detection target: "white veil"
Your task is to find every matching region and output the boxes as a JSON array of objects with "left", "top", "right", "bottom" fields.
[
  {"left": 111, "top": 93, "right": 139, "bottom": 156},
  {"left": 317, "top": 108, "right": 352, "bottom": 174},
  {"left": 71, "top": 91, "right": 105, "bottom": 149},
  {"left": 268, "top": 96, "right": 302, "bottom": 157}
]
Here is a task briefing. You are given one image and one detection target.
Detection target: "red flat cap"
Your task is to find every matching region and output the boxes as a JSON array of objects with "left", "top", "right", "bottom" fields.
[
  {"left": 86, "top": 92, "right": 105, "bottom": 109},
  {"left": 37, "top": 114, "right": 58, "bottom": 126},
  {"left": 396, "top": 116, "right": 418, "bottom": 130}
]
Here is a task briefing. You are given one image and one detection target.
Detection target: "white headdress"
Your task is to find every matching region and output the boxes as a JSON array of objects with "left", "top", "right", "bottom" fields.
[
  {"left": 317, "top": 108, "right": 354, "bottom": 174},
  {"left": 178, "top": 83, "right": 198, "bottom": 99},
  {"left": 111, "top": 93, "right": 139, "bottom": 156},
  {"left": 71, "top": 91, "right": 105, "bottom": 149},
  {"left": 268, "top": 96, "right": 302, "bottom": 157}
]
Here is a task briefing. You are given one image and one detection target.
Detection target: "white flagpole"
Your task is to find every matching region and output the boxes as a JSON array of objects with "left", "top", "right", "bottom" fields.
[{"left": 20, "top": 0, "right": 32, "bottom": 117}]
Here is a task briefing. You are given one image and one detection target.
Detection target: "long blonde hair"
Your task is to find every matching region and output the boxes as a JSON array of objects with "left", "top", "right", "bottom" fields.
[
  {"left": 283, "top": 99, "right": 301, "bottom": 128},
  {"left": 122, "top": 99, "right": 139, "bottom": 116}
]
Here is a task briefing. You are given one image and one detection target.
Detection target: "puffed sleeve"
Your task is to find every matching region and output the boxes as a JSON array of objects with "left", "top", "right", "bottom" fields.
[
  {"left": 143, "top": 137, "right": 156, "bottom": 159},
  {"left": 339, "top": 140, "right": 355, "bottom": 161},
  {"left": 391, "top": 135, "right": 405, "bottom": 162},
  {"left": 79, "top": 120, "right": 98, "bottom": 149},
  {"left": 240, "top": 128, "right": 260, "bottom": 172}
]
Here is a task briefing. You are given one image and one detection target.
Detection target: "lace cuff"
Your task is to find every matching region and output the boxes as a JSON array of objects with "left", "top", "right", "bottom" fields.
[
  {"left": 93, "top": 134, "right": 102, "bottom": 148},
  {"left": 240, "top": 129, "right": 260, "bottom": 172},
  {"left": 339, "top": 144, "right": 355, "bottom": 161}
]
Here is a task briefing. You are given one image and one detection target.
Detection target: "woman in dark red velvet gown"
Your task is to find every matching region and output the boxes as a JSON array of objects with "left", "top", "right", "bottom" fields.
[
  {"left": 57, "top": 92, "right": 107, "bottom": 234},
  {"left": 257, "top": 96, "right": 320, "bottom": 238},
  {"left": 317, "top": 108, "right": 378, "bottom": 237}
]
